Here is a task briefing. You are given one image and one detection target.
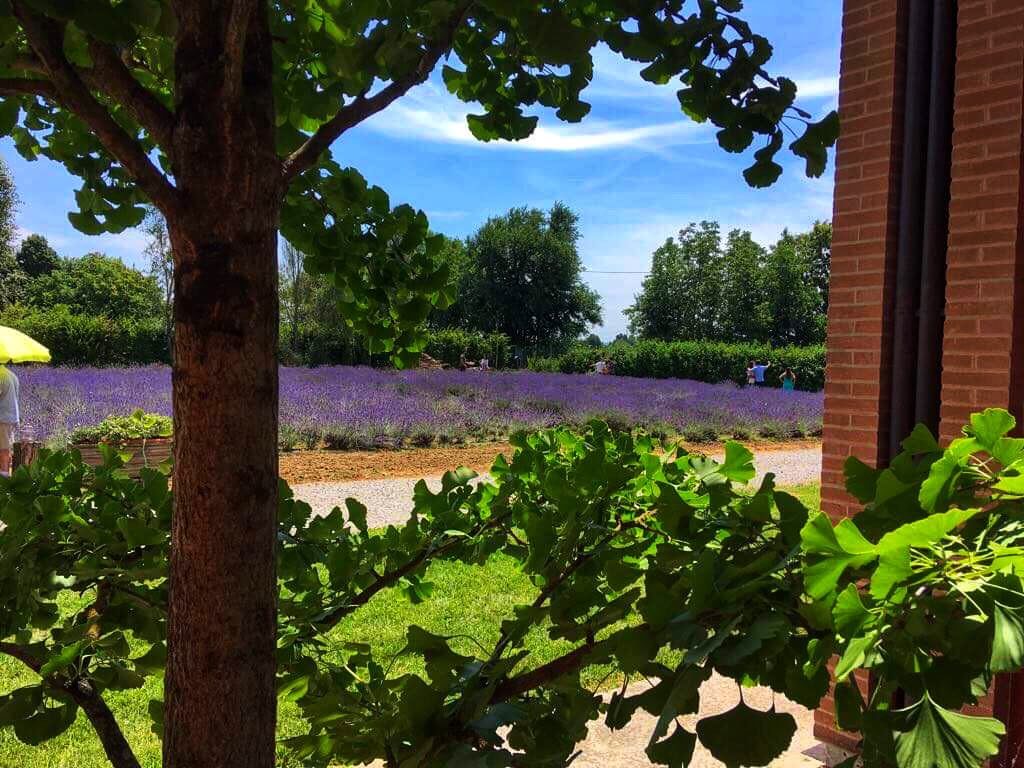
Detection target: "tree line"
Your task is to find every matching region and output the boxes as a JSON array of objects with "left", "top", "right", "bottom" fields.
[
  {"left": 626, "top": 219, "right": 831, "bottom": 348},
  {"left": 281, "top": 201, "right": 601, "bottom": 364},
  {"left": 0, "top": 156, "right": 831, "bottom": 368}
]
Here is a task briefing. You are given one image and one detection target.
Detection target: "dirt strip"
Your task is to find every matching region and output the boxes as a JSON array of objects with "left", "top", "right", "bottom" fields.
[{"left": 279, "top": 439, "right": 822, "bottom": 486}]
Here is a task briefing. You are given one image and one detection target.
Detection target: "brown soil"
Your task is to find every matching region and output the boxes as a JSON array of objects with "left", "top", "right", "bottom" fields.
[
  {"left": 278, "top": 438, "right": 821, "bottom": 486},
  {"left": 279, "top": 443, "right": 513, "bottom": 485}
]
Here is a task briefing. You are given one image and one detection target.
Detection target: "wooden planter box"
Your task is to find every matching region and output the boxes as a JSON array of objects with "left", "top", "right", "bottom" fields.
[{"left": 74, "top": 437, "right": 174, "bottom": 476}]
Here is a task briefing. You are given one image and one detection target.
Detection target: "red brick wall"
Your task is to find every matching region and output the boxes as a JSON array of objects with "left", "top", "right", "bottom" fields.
[
  {"left": 817, "top": 0, "right": 907, "bottom": 749},
  {"left": 939, "top": 0, "right": 1024, "bottom": 441},
  {"left": 821, "top": 0, "right": 906, "bottom": 522},
  {"left": 822, "top": 0, "right": 1024, "bottom": 760},
  {"left": 938, "top": 2, "right": 1024, "bottom": 764}
]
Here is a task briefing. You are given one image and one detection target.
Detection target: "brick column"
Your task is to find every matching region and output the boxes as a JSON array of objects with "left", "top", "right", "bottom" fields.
[
  {"left": 939, "top": 3, "right": 1024, "bottom": 765},
  {"left": 939, "top": 0, "right": 1024, "bottom": 439},
  {"left": 817, "top": 0, "right": 906, "bottom": 750},
  {"left": 820, "top": 0, "right": 906, "bottom": 528},
  {"left": 824, "top": 0, "right": 1024, "bottom": 760}
]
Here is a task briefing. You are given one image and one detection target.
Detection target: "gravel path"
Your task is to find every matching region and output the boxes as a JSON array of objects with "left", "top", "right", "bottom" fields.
[{"left": 292, "top": 447, "right": 822, "bottom": 527}]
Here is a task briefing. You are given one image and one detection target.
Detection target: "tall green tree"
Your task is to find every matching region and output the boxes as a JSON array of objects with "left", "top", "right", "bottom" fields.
[
  {"left": 143, "top": 210, "right": 174, "bottom": 353},
  {"left": 760, "top": 230, "right": 823, "bottom": 345},
  {"left": 27, "top": 252, "right": 162, "bottom": 320},
  {"left": 0, "top": 158, "right": 24, "bottom": 309},
  {"left": 14, "top": 232, "right": 59, "bottom": 278},
  {"left": 0, "top": 1, "right": 837, "bottom": 764},
  {"left": 460, "top": 203, "right": 601, "bottom": 351},
  {"left": 626, "top": 221, "right": 723, "bottom": 341},
  {"left": 796, "top": 220, "right": 832, "bottom": 315},
  {"left": 719, "top": 228, "right": 768, "bottom": 342},
  {"left": 425, "top": 234, "right": 471, "bottom": 329}
]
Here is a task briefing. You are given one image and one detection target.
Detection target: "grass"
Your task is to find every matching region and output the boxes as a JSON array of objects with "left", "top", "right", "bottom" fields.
[{"left": 0, "top": 483, "right": 822, "bottom": 768}]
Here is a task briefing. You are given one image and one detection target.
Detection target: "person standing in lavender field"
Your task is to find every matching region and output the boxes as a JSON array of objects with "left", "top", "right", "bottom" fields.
[
  {"left": 752, "top": 360, "right": 772, "bottom": 387},
  {"left": 0, "top": 363, "right": 19, "bottom": 476}
]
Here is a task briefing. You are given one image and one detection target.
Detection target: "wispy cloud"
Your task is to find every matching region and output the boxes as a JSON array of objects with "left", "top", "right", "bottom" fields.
[
  {"left": 586, "top": 46, "right": 838, "bottom": 106},
  {"left": 362, "top": 82, "right": 710, "bottom": 153}
]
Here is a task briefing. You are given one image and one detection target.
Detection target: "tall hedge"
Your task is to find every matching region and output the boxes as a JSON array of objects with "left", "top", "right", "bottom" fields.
[
  {"left": 423, "top": 329, "right": 511, "bottom": 369},
  {"left": 280, "top": 325, "right": 512, "bottom": 369},
  {"left": 0, "top": 305, "right": 169, "bottom": 366},
  {"left": 530, "top": 340, "right": 825, "bottom": 391}
]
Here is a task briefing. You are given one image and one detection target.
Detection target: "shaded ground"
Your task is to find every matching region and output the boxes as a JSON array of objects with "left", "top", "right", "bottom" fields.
[{"left": 572, "top": 676, "right": 820, "bottom": 768}]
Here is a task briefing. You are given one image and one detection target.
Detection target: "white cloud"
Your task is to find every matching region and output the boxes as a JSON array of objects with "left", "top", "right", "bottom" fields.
[
  {"left": 794, "top": 76, "right": 839, "bottom": 101},
  {"left": 424, "top": 209, "right": 470, "bottom": 221},
  {"left": 362, "top": 82, "right": 710, "bottom": 153},
  {"left": 586, "top": 46, "right": 838, "bottom": 106}
]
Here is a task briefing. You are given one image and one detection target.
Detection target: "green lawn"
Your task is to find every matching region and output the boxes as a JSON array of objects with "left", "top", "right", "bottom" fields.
[{"left": 0, "top": 483, "right": 822, "bottom": 768}]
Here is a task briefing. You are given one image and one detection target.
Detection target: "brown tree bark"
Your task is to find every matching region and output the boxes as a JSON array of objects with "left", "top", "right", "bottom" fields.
[{"left": 162, "top": 4, "right": 281, "bottom": 767}]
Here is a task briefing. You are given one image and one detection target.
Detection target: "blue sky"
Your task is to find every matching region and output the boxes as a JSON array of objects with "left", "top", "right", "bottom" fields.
[{"left": 2, "top": 1, "right": 841, "bottom": 340}]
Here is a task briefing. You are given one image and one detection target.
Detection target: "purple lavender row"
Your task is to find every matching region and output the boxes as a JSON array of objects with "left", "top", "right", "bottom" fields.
[{"left": 15, "top": 365, "right": 823, "bottom": 447}]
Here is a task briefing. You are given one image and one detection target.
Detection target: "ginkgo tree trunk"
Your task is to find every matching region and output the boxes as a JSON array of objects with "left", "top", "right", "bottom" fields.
[{"left": 0, "top": 1, "right": 836, "bottom": 766}]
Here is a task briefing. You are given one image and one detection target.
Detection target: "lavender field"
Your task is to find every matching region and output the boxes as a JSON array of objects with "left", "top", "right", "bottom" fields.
[{"left": 17, "top": 365, "right": 823, "bottom": 448}]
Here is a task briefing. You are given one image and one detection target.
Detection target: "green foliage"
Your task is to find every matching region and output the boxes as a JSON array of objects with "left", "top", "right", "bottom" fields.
[
  {"left": 0, "top": 159, "right": 24, "bottom": 311},
  {"left": 423, "top": 328, "right": 511, "bottom": 369},
  {"left": 0, "top": 305, "right": 168, "bottom": 366},
  {"left": 762, "top": 231, "right": 824, "bottom": 346},
  {"left": 68, "top": 410, "right": 172, "bottom": 445},
  {"left": 26, "top": 253, "right": 162, "bottom": 322},
  {"left": 626, "top": 221, "right": 831, "bottom": 347},
  {"left": 283, "top": 163, "right": 454, "bottom": 368},
  {"left": 0, "top": 250, "right": 26, "bottom": 312},
  {"left": 627, "top": 221, "right": 724, "bottom": 342},
  {"left": 798, "top": 407, "right": 1024, "bottom": 767},
  {"left": 448, "top": 203, "right": 602, "bottom": 353},
  {"left": 14, "top": 235, "right": 59, "bottom": 280},
  {"left": 279, "top": 323, "right": 510, "bottom": 370},
  {"left": 2, "top": 412, "right": 1023, "bottom": 767},
  {"left": 532, "top": 339, "right": 826, "bottom": 390}
]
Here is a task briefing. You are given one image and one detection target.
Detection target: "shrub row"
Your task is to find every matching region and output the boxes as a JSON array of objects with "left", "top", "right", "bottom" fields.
[
  {"left": 0, "top": 305, "right": 170, "bottom": 366},
  {"left": 279, "top": 325, "right": 512, "bottom": 369},
  {"left": 530, "top": 340, "right": 826, "bottom": 390},
  {"left": 0, "top": 307, "right": 514, "bottom": 371},
  {"left": 422, "top": 328, "right": 511, "bottom": 369}
]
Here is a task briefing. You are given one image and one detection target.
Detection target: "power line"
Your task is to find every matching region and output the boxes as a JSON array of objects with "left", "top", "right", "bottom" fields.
[{"left": 582, "top": 269, "right": 649, "bottom": 275}]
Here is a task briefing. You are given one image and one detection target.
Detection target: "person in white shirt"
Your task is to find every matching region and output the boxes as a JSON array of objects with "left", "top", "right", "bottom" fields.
[
  {"left": 591, "top": 359, "right": 607, "bottom": 375},
  {"left": 0, "top": 364, "right": 19, "bottom": 476}
]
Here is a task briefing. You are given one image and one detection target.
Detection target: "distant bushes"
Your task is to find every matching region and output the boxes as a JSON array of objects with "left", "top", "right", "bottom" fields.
[
  {"left": 280, "top": 325, "right": 512, "bottom": 369},
  {"left": 530, "top": 340, "right": 826, "bottom": 391},
  {"left": 423, "top": 329, "right": 511, "bottom": 369},
  {"left": 0, "top": 305, "right": 169, "bottom": 366}
]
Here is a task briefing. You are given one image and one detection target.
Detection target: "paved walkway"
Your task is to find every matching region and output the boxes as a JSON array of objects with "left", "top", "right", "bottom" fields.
[{"left": 291, "top": 447, "right": 822, "bottom": 527}]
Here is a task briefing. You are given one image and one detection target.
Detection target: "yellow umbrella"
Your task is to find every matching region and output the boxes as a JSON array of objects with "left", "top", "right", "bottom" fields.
[{"left": 0, "top": 326, "right": 51, "bottom": 364}]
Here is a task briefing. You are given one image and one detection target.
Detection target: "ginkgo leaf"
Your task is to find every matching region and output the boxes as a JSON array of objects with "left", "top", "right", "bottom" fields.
[
  {"left": 894, "top": 695, "right": 1004, "bottom": 768},
  {"left": 696, "top": 701, "right": 797, "bottom": 767}
]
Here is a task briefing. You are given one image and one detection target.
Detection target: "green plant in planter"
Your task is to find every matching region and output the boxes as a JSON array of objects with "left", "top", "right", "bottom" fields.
[
  {"left": 69, "top": 410, "right": 172, "bottom": 445},
  {"left": 0, "top": 412, "right": 1023, "bottom": 768}
]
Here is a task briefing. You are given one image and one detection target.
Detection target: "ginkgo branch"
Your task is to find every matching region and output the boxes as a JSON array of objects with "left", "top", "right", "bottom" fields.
[
  {"left": 281, "top": 3, "right": 470, "bottom": 182},
  {"left": 0, "top": 642, "right": 141, "bottom": 768},
  {"left": 12, "top": 1, "right": 181, "bottom": 217}
]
